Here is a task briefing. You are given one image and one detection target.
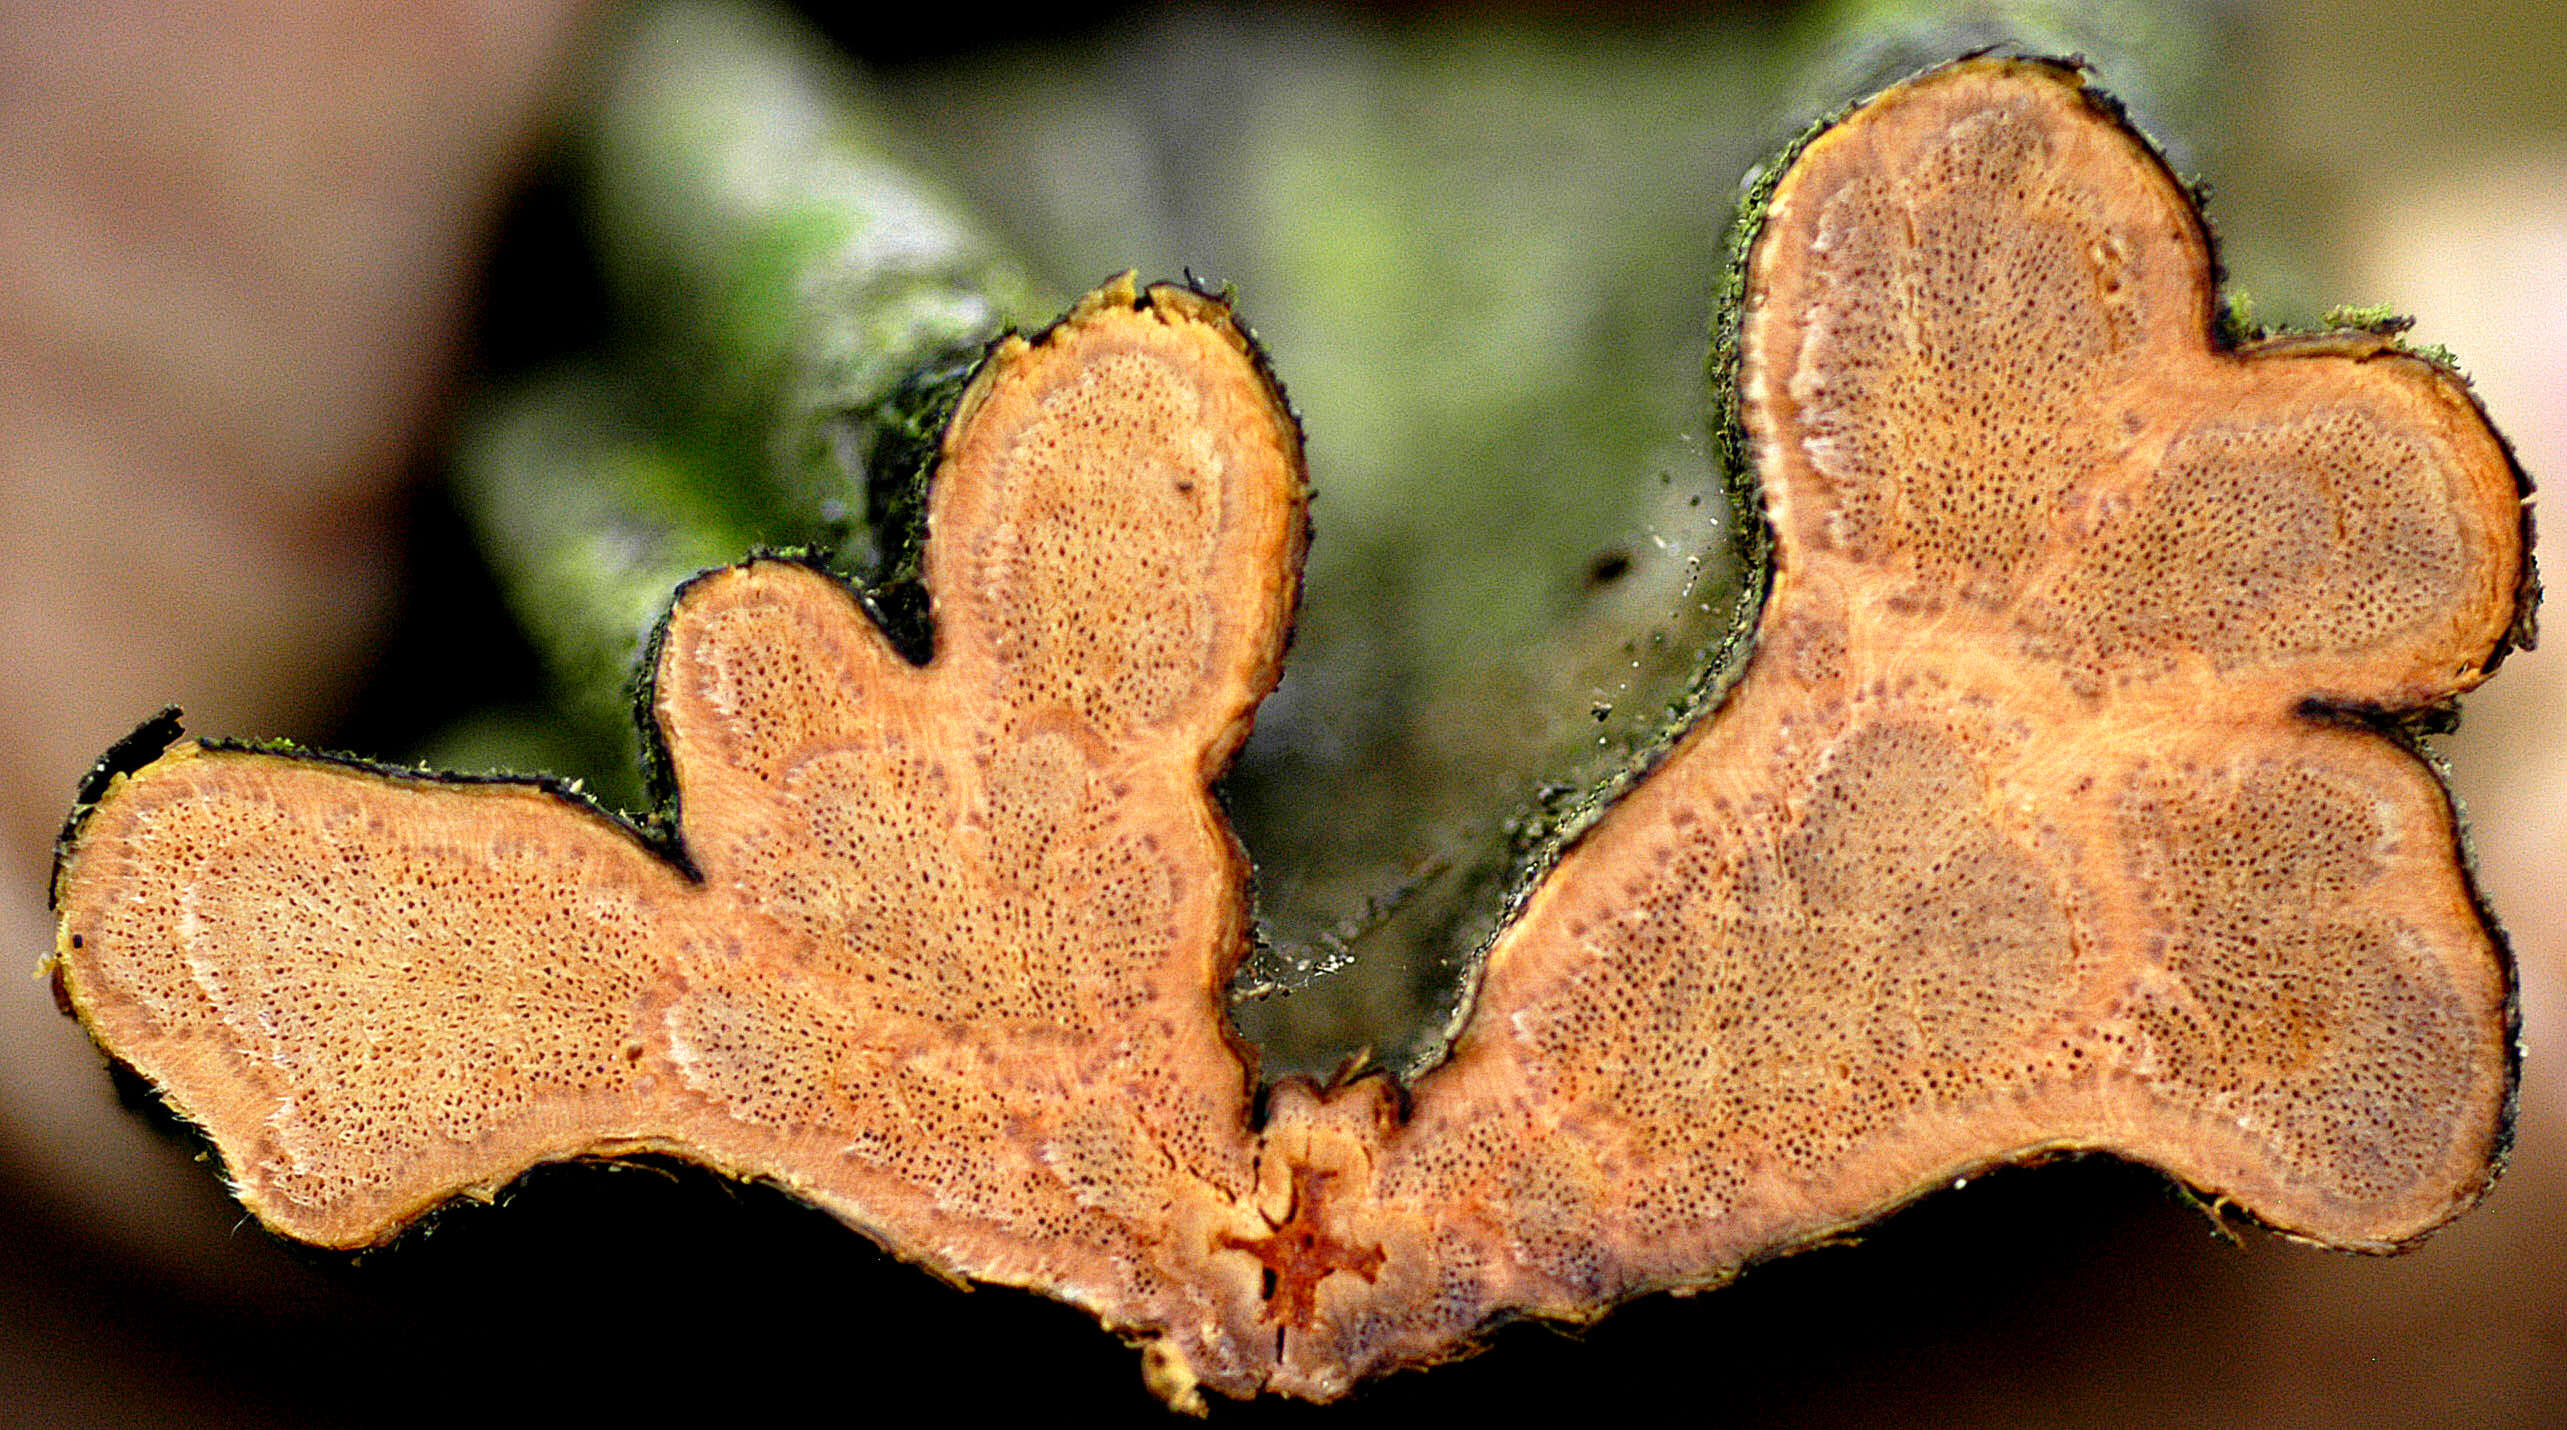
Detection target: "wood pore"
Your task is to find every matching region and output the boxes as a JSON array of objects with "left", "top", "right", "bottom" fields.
[{"left": 48, "top": 62, "right": 2530, "bottom": 1409}]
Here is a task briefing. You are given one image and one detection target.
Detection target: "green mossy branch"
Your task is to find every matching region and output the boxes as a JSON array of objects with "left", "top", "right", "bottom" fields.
[{"left": 451, "top": 1, "right": 1034, "bottom": 800}]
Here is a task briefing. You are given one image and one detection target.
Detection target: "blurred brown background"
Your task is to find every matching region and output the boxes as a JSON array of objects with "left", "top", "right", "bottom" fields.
[{"left": 2, "top": 1, "right": 2559, "bottom": 1422}]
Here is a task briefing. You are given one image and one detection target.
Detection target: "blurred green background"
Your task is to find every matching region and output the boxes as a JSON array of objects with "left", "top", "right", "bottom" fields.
[{"left": 2, "top": 1, "right": 2559, "bottom": 1421}]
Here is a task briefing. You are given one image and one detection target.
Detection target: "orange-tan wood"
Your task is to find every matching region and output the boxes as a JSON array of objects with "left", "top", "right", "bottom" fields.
[
  {"left": 53, "top": 277, "right": 1311, "bottom": 1399},
  {"left": 49, "top": 61, "right": 2529, "bottom": 1409}
]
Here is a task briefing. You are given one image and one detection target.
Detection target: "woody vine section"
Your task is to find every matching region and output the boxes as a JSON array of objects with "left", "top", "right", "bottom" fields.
[{"left": 47, "top": 58, "right": 2532, "bottom": 1409}]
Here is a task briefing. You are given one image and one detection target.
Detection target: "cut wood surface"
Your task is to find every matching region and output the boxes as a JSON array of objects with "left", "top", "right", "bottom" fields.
[{"left": 47, "top": 59, "right": 2531, "bottom": 1408}]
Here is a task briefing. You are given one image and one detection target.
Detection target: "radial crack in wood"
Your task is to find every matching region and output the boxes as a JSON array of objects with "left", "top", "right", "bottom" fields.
[{"left": 46, "top": 60, "right": 2530, "bottom": 1409}]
